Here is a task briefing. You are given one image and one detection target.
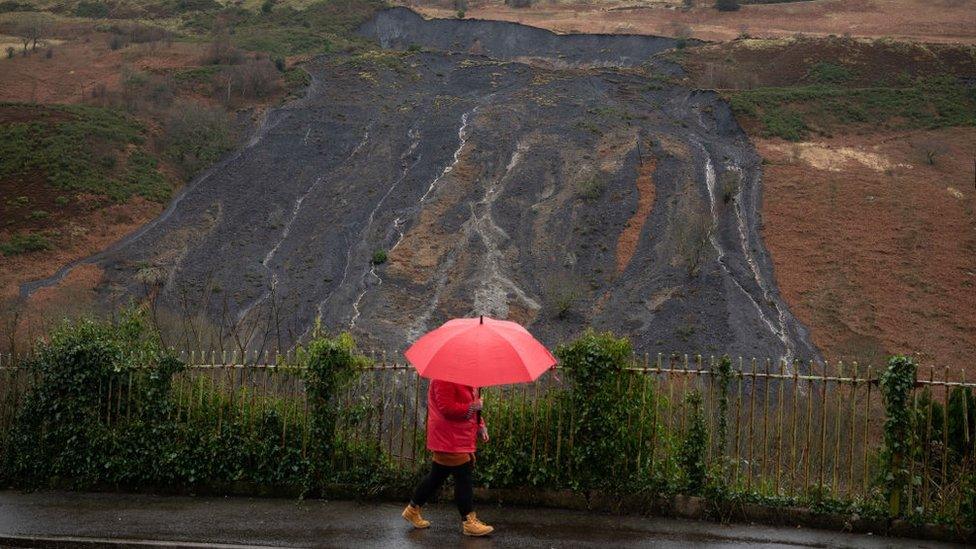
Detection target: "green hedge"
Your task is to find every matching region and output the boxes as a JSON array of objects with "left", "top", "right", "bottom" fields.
[{"left": 0, "top": 311, "right": 396, "bottom": 493}]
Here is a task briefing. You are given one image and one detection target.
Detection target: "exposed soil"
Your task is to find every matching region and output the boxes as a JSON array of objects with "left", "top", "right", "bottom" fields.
[
  {"left": 0, "top": 197, "right": 161, "bottom": 348},
  {"left": 406, "top": 0, "right": 976, "bottom": 44},
  {"left": 616, "top": 155, "right": 656, "bottom": 275},
  {"left": 760, "top": 127, "right": 976, "bottom": 368}
]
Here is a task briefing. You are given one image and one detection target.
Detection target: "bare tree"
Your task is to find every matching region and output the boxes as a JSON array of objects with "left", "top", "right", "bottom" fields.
[
  {"left": 15, "top": 14, "right": 45, "bottom": 54},
  {"left": 674, "top": 211, "right": 714, "bottom": 278},
  {"left": 223, "top": 58, "right": 281, "bottom": 101},
  {"left": 204, "top": 27, "right": 243, "bottom": 65}
]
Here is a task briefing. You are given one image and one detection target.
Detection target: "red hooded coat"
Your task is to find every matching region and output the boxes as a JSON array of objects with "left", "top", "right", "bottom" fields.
[{"left": 426, "top": 379, "right": 484, "bottom": 453}]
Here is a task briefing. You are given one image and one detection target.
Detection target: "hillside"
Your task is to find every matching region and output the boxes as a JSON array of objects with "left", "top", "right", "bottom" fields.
[
  {"left": 3, "top": 1, "right": 974, "bottom": 370},
  {"left": 16, "top": 8, "right": 819, "bottom": 361}
]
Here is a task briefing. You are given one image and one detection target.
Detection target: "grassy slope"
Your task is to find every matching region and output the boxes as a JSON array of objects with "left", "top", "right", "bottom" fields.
[
  {"left": 0, "top": 103, "right": 168, "bottom": 201},
  {"left": 0, "top": 0, "right": 384, "bottom": 258},
  {"left": 730, "top": 77, "right": 976, "bottom": 141},
  {"left": 683, "top": 39, "right": 976, "bottom": 140}
]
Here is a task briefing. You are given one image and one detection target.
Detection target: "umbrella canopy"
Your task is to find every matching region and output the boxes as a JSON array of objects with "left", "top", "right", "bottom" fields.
[{"left": 404, "top": 316, "right": 557, "bottom": 387}]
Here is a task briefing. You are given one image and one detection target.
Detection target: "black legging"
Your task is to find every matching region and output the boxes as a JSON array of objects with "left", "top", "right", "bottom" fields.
[{"left": 410, "top": 460, "right": 474, "bottom": 518}]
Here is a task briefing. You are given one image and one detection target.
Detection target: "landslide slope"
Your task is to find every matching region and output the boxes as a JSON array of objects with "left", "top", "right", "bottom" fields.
[{"left": 25, "top": 8, "right": 819, "bottom": 361}]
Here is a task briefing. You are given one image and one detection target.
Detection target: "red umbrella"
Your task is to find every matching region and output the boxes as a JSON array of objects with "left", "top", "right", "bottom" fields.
[{"left": 404, "top": 315, "right": 557, "bottom": 387}]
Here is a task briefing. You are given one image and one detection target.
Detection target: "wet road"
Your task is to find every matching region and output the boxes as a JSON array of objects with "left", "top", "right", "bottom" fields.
[{"left": 0, "top": 491, "right": 954, "bottom": 548}]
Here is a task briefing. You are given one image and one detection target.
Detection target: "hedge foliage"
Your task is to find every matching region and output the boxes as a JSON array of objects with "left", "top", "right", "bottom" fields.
[{"left": 0, "top": 311, "right": 395, "bottom": 493}]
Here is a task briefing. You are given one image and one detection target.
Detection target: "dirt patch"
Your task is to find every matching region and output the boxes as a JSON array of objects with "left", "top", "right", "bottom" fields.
[
  {"left": 764, "top": 141, "right": 911, "bottom": 172},
  {"left": 616, "top": 153, "right": 656, "bottom": 274},
  {"left": 0, "top": 197, "right": 162, "bottom": 301},
  {"left": 389, "top": 141, "right": 483, "bottom": 285},
  {"left": 0, "top": 195, "right": 161, "bottom": 349},
  {"left": 407, "top": 0, "right": 976, "bottom": 44},
  {"left": 760, "top": 126, "right": 976, "bottom": 368},
  {"left": 8, "top": 263, "right": 106, "bottom": 345},
  {"left": 0, "top": 34, "right": 198, "bottom": 104}
]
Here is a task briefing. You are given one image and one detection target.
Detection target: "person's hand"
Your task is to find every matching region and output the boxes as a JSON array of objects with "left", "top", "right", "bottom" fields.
[{"left": 478, "top": 425, "right": 489, "bottom": 443}]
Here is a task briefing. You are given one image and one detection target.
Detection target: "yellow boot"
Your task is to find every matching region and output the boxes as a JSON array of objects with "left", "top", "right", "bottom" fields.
[
  {"left": 402, "top": 504, "right": 431, "bottom": 529},
  {"left": 462, "top": 512, "right": 494, "bottom": 537}
]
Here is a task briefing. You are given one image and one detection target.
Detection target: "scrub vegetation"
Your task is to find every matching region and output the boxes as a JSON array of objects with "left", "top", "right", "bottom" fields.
[
  {"left": 0, "top": 103, "right": 170, "bottom": 202},
  {"left": 730, "top": 77, "right": 976, "bottom": 141},
  {"left": 0, "top": 0, "right": 383, "bottom": 306}
]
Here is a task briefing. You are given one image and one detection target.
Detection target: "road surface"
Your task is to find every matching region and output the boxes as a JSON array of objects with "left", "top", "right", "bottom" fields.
[{"left": 0, "top": 491, "right": 957, "bottom": 548}]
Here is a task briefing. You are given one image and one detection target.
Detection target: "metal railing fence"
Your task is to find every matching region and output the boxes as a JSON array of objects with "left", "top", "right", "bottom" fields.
[{"left": 1, "top": 351, "right": 973, "bottom": 518}]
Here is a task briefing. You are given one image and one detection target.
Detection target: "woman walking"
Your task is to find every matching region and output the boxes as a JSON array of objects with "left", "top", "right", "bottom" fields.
[{"left": 402, "top": 378, "right": 494, "bottom": 537}]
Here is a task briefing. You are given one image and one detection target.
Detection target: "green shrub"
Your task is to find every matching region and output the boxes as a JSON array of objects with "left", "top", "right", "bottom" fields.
[
  {"left": 557, "top": 330, "right": 638, "bottom": 490},
  {"left": 161, "top": 102, "right": 235, "bottom": 179},
  {"left": 879, "top": 355, "right": 917, "bottom": 516},
  {"left": 807, "top": 62, "right": 854, "bottom": 84},
  {"left": 0, "top": 1, "right": 30, "bottom": 13},
  {"left": 760, "top": 107, "right": 808, "bottom": 141},
  {"left": 284, "top": 67, "right": 311, "bottom": 95},
  {"left": 0, "top": 315, "right": 394, "bottom": 493},
  {"left": 0, "top": 232, "right": 51, "bottom": 255},
  {"left": 478, "top": 385, "right": 569, "bottom": 489},
  {"left": 74, "top": 1, "right": 110, "bottom": 18},
  {"left": 2, "top": 310, "right": 182, "bottom": 488},
  {"left": 730, "top": 78, "right": 976, "bottom": 139},
  {"left": 576, "top": 177, "right": 605, "bottom": 201},
  {"left": 294, "top": 328, "right": 375, "bottom": 487},
  {"left": 371, "top": 249, "right": 387, "bottom": 265}
]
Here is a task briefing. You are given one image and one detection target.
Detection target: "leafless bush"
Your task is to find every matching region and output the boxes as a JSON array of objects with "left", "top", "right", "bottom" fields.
[
  {"left": 217, "top": 58, "right": 282, "bottom": 101},
  {"left": 105, "top": 22, "right": 170, "bottom": 51},
  {"left": 667, "top": 21, "right": 693, "bottom": 41},
  {"left": 699, "top": 62, "right": 760, "bottom": 90},
  {"left": 90, "top": 82, "right": 107, "bottom": 99},
  {"left": 11, "top": 13, "right": 45, "bottom": 53},
  {"left": 674, "top": 211, "right": 713, "bottom": 278},
  {"left": 0, "top": 299, "right": 23, "bottom": 355},
  {"left": 543, "top": 271, "right": 584, "bottom": 320},
  {"left": 204, "top": 29, "right": 244, "bottom": 65},
  {"left": 912, "top": 137, "right": 949, "bottom": 166}
]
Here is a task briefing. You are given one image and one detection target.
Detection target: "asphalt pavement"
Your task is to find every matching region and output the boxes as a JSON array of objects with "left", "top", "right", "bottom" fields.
[{"left": 0, "top": 491, "right": 956, "bottom": 548}]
